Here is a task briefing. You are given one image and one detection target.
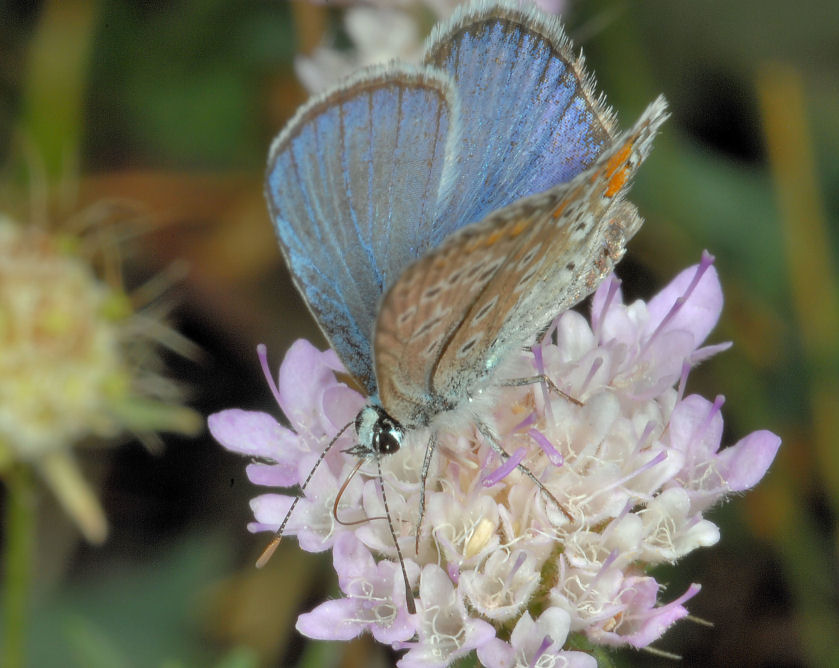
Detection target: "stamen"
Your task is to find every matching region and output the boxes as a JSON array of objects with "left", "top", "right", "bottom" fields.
[
  {"left": 666, "top": 583, "right": 701, "bottom": 608},
  {"left": 642, "top": 646, "right": 683, "bottom": 660},
  {"left": 512, "top": 411, "right": 538, "bottom": 433},
  {"left": 585, "top": 451, "right": 668, "bottom": 505},
  {"left": 580, "top": 356, "right": 604, "bottom": 396},
  {"left": 686, "top": 395, "right": 725, "bottom": 466},
  {"left": 593, "top": 276, "right": 621, "bottom": 337},
  {"left": 632, "top": 420, "right": 657, "bottom": 456},
  {"left": 600, "top": 499, "right": 636, "bottom": 541},
  {"left": 579, "top": 551, "right": 621, "bottom": 603},
  {"left": 541, "top": 316, "right": 560, "bottom": 346},
  {"left": 677, "top": 360, "right": 691, "bottom": 403},
  {"left": 702, "top": 395, "right": 725, "bottom": 435},
  {"left": 257, "top": 343, "right": 283, "bottom": 407},
  {"left": 532, "top": 341, "right": 545, "bottom": 374},
  {"left": 504, "top": 550, "right": 528, "bottom": 589},
  {"left": 596, "top": 549, "right": 619, "bottom": 579},
  {"left": 685, "top": 613, "right": 715, "bottom": 628},
  {"left": 528, "top": 428, "right": 564, "bottom": 467},
  {"left": 530, "top": 635, "right": 554, "bottom": 668},
  {"left": 483, "top": 447, "right": 527, "bottom": 487},
  {"left": 432, "top": 524, "right": 458, "bottom": 560},
  {"left": 642, "top": 251, "right": 715, "bottom": 354}
]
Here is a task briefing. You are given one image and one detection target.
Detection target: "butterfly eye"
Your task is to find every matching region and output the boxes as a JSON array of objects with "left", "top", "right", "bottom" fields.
[{"left": 374, "top": 416, "right": 404, "bottom": 455}]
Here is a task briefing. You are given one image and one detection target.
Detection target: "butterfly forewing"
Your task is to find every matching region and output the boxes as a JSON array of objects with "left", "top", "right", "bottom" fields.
[
  {"left": 374, "top": 96, "right": 668, "bottom": 421},
  {"left": 266, "top": 66, "right": 456, "bottom": 394},
  {"left": 424, "top": 2, "right": 617, "bottom": 237}
]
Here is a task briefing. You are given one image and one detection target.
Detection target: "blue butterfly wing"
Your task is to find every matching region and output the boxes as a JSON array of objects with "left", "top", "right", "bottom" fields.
[
  {"left": 266, "top": 65, "right": 455, "bottom": 394},
  {"left": 425, "top": 1, "right": 617, "bottom": 238}
]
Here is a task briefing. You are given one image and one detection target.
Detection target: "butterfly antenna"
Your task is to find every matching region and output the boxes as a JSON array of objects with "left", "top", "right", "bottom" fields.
[
  {"left": 332, "top": 458, "right": 387, "bottom": 526},
  {"left": 376, "top": 456, "right": 416, "bottom": 615},
  {"left": 255, "top": 419, "right": 353, "bottom": 569}
]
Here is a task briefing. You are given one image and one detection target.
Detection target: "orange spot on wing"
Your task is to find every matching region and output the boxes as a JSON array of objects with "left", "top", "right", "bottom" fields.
[
  {"left": 551, "top": 200, "right": 568, "bottom": 219},
  {"left": 485, "top": 229, "right": 504, "bottom": 246},
  {"left": 510, "top": 219, "right": 529, "bottom": 236},
  {"left": 604, "top": 139, "right": 634, "bottom": 179},
  {"left": 605, "top": 166, "right": 630, "bottom": 197}
]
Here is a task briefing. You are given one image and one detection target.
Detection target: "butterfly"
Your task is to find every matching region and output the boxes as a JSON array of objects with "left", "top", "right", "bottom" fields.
[{"left": 262, "top": 0, "right": 668, "bottom": 612}]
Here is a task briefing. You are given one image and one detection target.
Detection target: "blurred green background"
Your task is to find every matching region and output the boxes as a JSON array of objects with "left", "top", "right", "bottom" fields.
[{"left": 1, "top": 0, "right": 837, "bottom": 666}]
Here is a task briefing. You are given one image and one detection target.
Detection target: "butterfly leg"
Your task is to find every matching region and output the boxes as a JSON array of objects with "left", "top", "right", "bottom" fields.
[
  {"left": 414, "top": 432, "right": 438, "bottom": 555},
  {"left": 500, "top": 375, "right": 583, "bottom": 406},
  {"left": 476, "top": 421, "right": 573, "bottom": 522}
]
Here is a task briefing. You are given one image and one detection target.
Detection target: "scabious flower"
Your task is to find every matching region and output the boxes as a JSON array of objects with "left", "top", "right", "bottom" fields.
[
  {"left": 296, "top": 0, "right": 566, "bottom": 93},
  {"left": 210, "top": 252, "right": 781, "bottom": 666},
  {"left": 0, "top": 214, "right": 201, "bottom": 542}
]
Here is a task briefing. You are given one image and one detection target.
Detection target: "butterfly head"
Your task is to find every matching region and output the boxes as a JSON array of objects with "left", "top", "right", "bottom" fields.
[{"left": 349, "top": 404, "right": 405, "bottom": 458}]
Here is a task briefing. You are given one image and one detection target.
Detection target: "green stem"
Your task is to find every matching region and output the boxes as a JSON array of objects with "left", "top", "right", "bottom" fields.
[{"left": 3, "top": 464, "right": 36, "bottom": 668}]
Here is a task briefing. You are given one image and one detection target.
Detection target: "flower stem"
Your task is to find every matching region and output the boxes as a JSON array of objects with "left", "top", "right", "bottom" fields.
[{"left": 2, "top": 463, "right": 35, "bottom": 668}]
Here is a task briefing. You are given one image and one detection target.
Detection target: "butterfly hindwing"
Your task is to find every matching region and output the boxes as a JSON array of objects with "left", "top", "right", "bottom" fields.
[
  {"left": 373, "top": 199, "right": 530, "bottom": 425},
  {"left": 266, "top": 65, "right": 456, "bottom": 394},
  {"left": 374, "top": 96, "right": 668, "bottom": 423}
]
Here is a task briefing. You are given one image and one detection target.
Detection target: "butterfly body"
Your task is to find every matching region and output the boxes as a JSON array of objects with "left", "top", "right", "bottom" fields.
[{"left": 265, "top": 0, "right": 667, "bottom": 552}]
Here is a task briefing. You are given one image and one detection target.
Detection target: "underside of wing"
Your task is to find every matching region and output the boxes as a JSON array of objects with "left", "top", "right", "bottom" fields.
[
  {"left": 374, "top": 203, "right": 530, "bottom": 425},
  {"left": 374, "top": 96, "right": 668, "bottom": 423},
  {"left": 424, "top": 0, "right": 617, "bottom": 240},
  {"left": 266, "top": 65, "right": 456, "bottom": 394}
]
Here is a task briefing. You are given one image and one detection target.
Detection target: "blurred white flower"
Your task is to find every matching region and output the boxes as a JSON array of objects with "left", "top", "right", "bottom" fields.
[
  {"left": 0, "top": 215, "right": 200, "bottom": 542},
  {"left": 297, "top": 0, "right": 567, "bottom": 92}
]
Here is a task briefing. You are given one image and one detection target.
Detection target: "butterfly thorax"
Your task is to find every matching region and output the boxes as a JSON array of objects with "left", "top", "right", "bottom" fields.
[{"left": 349, "top": 404, "right": 405, "bottom": 458}]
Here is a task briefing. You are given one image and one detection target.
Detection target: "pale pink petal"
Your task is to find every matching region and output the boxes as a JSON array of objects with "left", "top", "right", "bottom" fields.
[
  {"left": 333, "top": 530, "right": 377, "bottom": 584},
  {"left": 689, "top": 340, "right": 732, "bottom": 365},
  {"left": 716, "top": 430, "right": 781, "bottom": 491},
  {"left": 296, "top": 599, "right": 366, "bottom": 640},
  {"left": 668, "top": 394, "right": 724, "bottom": 458},
  {"left": 322, "top": 383, "right": 365, "bottom": 430},
  {"left": 599, "top": 299, "right": 638, "bottom": 349},
  {"left": 628, "top": 329, "right": 696, "bottom": 399},
  {"left": 277, "top": 339, "right": 345, "bottom": 431},
  {"left": 645, "top": 258, "right": 722, "bottom": 347},
  {"left": 208, "top": 409, "right": 296, "bottom": 459},
  {"left": 398, "top": 565, "right": 496, "bottom": 667},
  {"left": 245, "top": 462, "right": 297, "bottom": 487},
  {"left": 249, "top": 493, "right": 293, "bottom": 526},
  {"left": 328, "top": 534, "right": 418, "bottom": 644},
  {"left": 562, "top": 653, "right": 599, "bottom": 668},
  {"left": 554, "top": 310, "right": 596, "bottom": 361},
  {"left": 622, "top": 583, "right": 701, "bottom": 648},
  {"left": 476, "top": 638, "right": 514, "bottom": 668},
  {"left": 591, "top": 579, "right": 700, "bottom": 648}
]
